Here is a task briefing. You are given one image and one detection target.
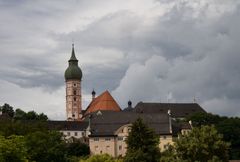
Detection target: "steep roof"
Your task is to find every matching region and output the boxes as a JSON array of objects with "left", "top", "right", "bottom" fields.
[
  {"left": 86, "top": 111, "right": 177, "bottom": 136},
  {"left": 48, "top": 121, "right": 88, "bottom": 131},
  {"left": 84, "top": 90, "right": 121, "bottom": 115},
  {"left": 134, "top": 102, "right": 206, "bottom": 118}
]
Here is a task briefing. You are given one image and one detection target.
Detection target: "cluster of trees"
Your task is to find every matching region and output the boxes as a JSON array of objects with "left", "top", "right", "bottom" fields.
[
  {"left": 0, "top": 132, "right": 90, "bottom": 162},
  {"left": 0, "top": 103, "right": 90, "bottom": 162},
  {"left": 187, "top": 112, "right": 240, "bottom": 159},
  {"left": 0, "top": 103, "right": 48, "bottom": 121},
  {"left": 161, "top": 125, "right": 230, "bottom": 162}
]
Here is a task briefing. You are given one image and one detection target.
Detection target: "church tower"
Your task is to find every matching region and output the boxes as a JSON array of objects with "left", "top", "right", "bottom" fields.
[{"left": 64, "top": 44, "right": 83, "bottom": 121}]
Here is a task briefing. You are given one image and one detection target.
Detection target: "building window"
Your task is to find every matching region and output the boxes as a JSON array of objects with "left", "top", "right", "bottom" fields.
[
  {"left": 105, "top": 137, "right": 111, "bottom": 141},
  {"left": 74, "top": 97, "right": 76, "bottom": 101},
  {"left": 119, "top": 145, "right": 122, "bottom": 150},
  {"left": 73, "top": 83, "right": 76, "bottom": 87},
  {"left": 73, "top": 90, "right": 77, "bottom": 95},
  {"left": 94, "top": 138, "right": 99, "bottom": 141},
  {"left": 74, "top": 132, "right": 78, "bottom": 136},
  {"left": 118, "top": 137, "right": 123, "bottom": 141},
  {"left": 67, "top": 132, "right": 70, "bottom": 136},
  {"left": 82, "top": 132, "right": 85, "bottom": 136}
]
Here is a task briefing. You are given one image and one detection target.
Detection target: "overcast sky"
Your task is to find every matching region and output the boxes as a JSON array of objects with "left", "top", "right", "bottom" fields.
[{"left": 0, "top": 0, "right": 240, "bottom": 120}]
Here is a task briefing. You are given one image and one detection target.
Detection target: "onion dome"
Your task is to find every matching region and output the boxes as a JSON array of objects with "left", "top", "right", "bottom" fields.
[{"left": 64, "top": 44, "right": 82, "bottom": 81}]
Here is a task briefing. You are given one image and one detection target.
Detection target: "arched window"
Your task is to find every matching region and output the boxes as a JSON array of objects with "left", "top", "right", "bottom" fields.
[{"left": 73, "top": 90, "right": 77, "bottom": 95}]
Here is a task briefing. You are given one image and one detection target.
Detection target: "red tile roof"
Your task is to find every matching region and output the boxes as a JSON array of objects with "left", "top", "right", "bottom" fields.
[{"left": 84, "top": 90, "right": 121, "bottom": 115}]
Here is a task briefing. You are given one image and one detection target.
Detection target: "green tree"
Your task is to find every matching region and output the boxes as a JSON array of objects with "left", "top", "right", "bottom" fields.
[
  {"left": 80, "top": 154, "right": 123, "bottom": 162},
  {"left": 0, "top": 135, "right": 27, "bottom": 162},
  {"left": 217, "top": 117, "right": 240, "bottom": 159},
  {"left": 66, "top": 138, "right": 90, "bottom": 157},
  {"left": 188, "top": 113, "right": 240, "bottom": 159},
  {"left": 14, "top": 108, "right": 27, "bottom": 120},
  {"left": 174, "top": 125, "right": 230, "bottom": 162},
  {"left": 25, "top": 111, "right": 38, "bottom": 120},
  {"left": 124, "top": 118, "right": 160, "bottom": 162},
  {"left": 160, "top": 145, "right": 185, "bottom": 162},
  {"left": 1, "top": 103, "right": 14, "bottom": 117},
  {"left": 37, "top": 112, "right": 48, "bottom": 121},
  {"left": 186, "top": 112, "right": 223, "bottom": 127},
  {"left": 0, "top": 119, "right": 48, "bottom": 137},
  {"left": 25, "top": 131, "right": 67, "bottom": 162}
]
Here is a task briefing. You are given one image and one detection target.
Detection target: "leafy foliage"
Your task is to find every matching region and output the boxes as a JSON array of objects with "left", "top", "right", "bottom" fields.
[
  {"left": 0, "top": 103, "right": 14, "bottom": 117},
  {"left": 25, "top": 131, "right": 67, "bottom": 162},
  {"left": 0, "top": 120, "right": 48, "bottom": 137},
  {"left": 0, "top": 103, "right": 48, "bottom": 121},
  {"left": 188, "top": 112, "right": 240, "bottom": 159},
  {"left": 0, "top": 103, "right": 90, "bottom": 161},
  {"left": 0, "top": 135, "right": 27, "bottom": 162},
  {"left": 80, "top": 154, "right": 123, "bottom": 162},
  {"left": 124, "top": 118, "right": 160, "bottom": 162},
  {"left": 174, "top": 125, "right": 230, "bottom": 162},
  {"left": 66, "top": 138, "right": 90, "bottom": 157}
]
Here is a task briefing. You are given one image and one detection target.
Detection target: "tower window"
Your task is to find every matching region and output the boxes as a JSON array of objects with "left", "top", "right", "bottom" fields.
[
  {"left": 73, "top": 83, "right": 76, "bottom": 87},
  {"left": 73, "top": 90, "right": 77, "bottom": 95},
  {"left": 74, "top": 97, "right": 76, "bottom": 101}
]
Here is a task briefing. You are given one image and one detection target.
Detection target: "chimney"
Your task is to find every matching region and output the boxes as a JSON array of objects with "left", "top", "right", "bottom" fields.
[
  {"left": 128, "top": 100, "right": 132, "bottom": 108},
  {"left": 92, "top": 89, "right": 96, "bottom": 101},
  {"left": 167, "top": 109, "right": 172, "bottom": 134}
]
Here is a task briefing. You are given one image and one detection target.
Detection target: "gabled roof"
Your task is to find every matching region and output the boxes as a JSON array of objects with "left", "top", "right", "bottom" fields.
[
  {"left": 134, "top": 102, "right": 206, "bottom": 118},
  {"left": 86, "top": 111, "right": 173, "bottom": 136},
  {"left": 48, "top": 121, "right": 88, "bottom": 131},
  {"left": 84, "top": 90, "right": 121, "bottom": 115}
]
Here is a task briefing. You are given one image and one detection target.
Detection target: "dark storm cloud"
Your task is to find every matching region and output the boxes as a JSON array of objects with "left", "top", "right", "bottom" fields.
[
  {"left": 0, "top": 0, "right": 240, "bottom": 119},
  {"left": 112, "top": 1, "right": 240, "bottom": 116},
  {"left": 0, "top": 54, "right": 64, "bottom": 90}
]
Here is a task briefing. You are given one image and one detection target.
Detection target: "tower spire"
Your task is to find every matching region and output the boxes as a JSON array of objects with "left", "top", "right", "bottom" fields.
[{"left": 70, "top": 43, "right": 77, "bottom": 61}]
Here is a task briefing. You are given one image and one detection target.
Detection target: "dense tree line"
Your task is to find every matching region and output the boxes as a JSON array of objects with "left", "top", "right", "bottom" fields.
[
  {"left": 0, "top": 103, "right": 90, "bottom": 162},
  {"left": 0, "top": 103, "right": 48, "bottom": 121},
  {"left": 187, "top": 112, "right": 240, "bottom": 159}
]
